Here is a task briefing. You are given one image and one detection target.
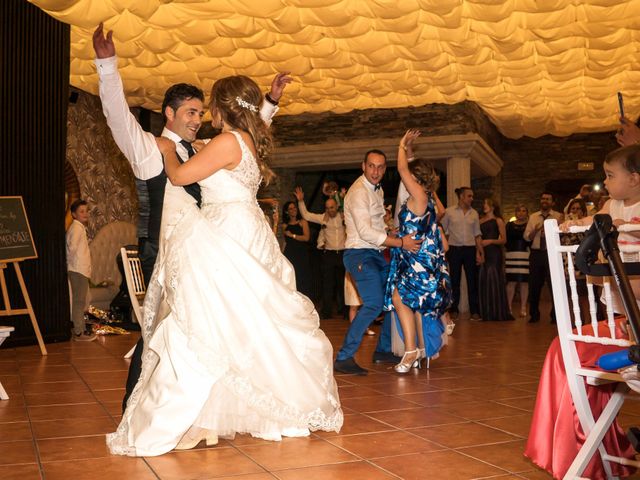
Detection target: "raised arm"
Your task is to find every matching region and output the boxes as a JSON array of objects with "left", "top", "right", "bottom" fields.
[
  {"left": 294, "top": 187, "right": 324, "bottom": 224},
  {"left": 398, "top": 130, "right": 428, "bottom": 214},
  {"left": 93, "top": 23, "right": 162, "bottom": 180},
  {"left": 157, "top": 132, "right": 238, "bottom": 186},
  {"left": 260, "top": 72, "right": 292, "bottom": 127},
  {"left": 616, "top": 117, "right": 640, "bottom": 147}
]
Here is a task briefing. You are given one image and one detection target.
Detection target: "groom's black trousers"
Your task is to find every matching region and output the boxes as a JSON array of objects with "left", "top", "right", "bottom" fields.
[{"left": 122, "top": 238, "right": 157, "bottom": 413}]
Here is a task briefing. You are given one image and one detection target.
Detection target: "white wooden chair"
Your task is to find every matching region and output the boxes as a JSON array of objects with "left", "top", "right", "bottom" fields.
[
  {"left": 120, "top": 246, "right": 145, "bottom": 359},
  {"left": 545, "top": 218, "right": 640, "bottom": 479},
  {"left": 0, "top": 326, "right": 15, "bottom": 399}
]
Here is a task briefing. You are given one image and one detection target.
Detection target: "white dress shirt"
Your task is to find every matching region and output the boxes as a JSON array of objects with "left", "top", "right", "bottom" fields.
[
  {"left": 66, "top": 220, "right": 91, "bottom": 278},
  {"left": 297, "top": 201, "right": 345, "bottom": 250},
  {"left": 344, "top": 175, "right": 387, "bottom": 250},
  {"left": 524, "top": 209, "right": 564, "bottom": 249},
  {"left": 95, "top": 55, "right": 278, "bottom": 242},
  {"left": 442, "top": 206, "right": 481, "bottom": 246}
]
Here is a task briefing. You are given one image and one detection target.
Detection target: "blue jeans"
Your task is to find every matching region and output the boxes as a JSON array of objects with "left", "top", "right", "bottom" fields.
[{"left": 337, "top": 249, "right": 391, "bottom": 361}]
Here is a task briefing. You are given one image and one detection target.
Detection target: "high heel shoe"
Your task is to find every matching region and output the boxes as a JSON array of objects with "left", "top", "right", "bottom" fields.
[
  {"left": 175, "top": 432, "right": 218, "bottom": 450},
  {"left": 418, "top": 348, "right": 439, "bottom": 369},
  {"left": 394, "top": 349, "right": 420, "bottom": 373}
]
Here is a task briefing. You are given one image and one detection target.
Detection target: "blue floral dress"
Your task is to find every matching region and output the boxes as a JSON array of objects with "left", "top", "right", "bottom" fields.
[{"left": 384, "top": 195, "right": 451, "bottom": 358}]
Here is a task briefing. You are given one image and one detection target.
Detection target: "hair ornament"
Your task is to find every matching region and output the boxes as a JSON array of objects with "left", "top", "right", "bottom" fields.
[{"left": 235, "top": 96, "right": 258, "bottom": 113}]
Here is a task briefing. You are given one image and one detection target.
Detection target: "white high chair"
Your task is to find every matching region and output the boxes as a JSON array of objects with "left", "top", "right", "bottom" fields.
[{"left": 544, "top": 218, "right": 640, "bottom": 479}]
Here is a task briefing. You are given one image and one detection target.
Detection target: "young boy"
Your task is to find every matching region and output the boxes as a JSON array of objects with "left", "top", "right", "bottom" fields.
[{"left": 66, "top": 199, "right": 96, "bottom": 341}]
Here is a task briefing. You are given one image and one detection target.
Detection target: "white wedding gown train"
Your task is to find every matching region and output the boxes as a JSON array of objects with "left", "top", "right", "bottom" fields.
[{"left": 107, "top": 132, "right": 342, "bottom": 456}]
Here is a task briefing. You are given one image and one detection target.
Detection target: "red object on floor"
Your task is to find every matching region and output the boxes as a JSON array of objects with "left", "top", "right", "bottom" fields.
[{"left": 524, "top": 321, "right": 637, "bottom": 479}]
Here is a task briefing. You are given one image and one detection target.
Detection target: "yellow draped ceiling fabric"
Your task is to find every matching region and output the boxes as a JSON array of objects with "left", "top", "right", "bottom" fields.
[{"left": 29, "top": 0, "right": 640, "bottom": 139}]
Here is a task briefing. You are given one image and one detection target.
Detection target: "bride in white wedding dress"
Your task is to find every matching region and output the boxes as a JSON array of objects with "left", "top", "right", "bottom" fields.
[{"left": 106, "top": 75, "right": 343, "bottom": 457}]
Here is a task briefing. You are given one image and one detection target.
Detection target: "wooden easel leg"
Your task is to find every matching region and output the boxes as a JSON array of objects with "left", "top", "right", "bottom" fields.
[{"left": 13, "top": 262, "right": 47, "bottom": 356}]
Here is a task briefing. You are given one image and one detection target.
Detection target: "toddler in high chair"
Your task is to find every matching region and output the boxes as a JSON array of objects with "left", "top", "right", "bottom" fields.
[{"left": 561, "top": 145, "right": 640, "bottom": 313}]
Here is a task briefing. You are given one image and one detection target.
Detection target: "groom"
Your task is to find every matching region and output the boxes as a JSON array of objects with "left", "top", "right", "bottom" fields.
[
  {"left": 334, "top": 149, "right": 422, "bottom": 375},
  {"left": 92, "top": 24, "right": 291, "bottom": 410}
]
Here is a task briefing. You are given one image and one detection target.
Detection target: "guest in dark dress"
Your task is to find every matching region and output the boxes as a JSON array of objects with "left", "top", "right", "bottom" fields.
[
  {"left": 479, "top": 198, "right": 513, "bottom": 321},
  {"left": 505, "top": 205, "right": 530, "bottom": 317},
  {"left": 282, "top": 201, "right": 312, "bottom": 297}
]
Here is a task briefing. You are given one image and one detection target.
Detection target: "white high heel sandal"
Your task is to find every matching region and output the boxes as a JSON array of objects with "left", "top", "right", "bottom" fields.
[{"left": 394, "top": 349, "right": 420, "bottom": 373}]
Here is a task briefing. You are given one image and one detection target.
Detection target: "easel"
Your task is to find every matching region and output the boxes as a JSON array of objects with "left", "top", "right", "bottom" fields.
[
  {"left": 0, "top": 261, "right": 47, "bottom": 355},
  {"left": 0, "top": 196, "right": 46, "bottom": 356}
]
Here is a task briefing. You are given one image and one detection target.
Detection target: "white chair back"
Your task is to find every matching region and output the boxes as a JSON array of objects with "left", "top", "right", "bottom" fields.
[
  {"left": 544, "top": 218, "right": 640, "bottom": 479},
  {"left": 120, "top": 246, "right": 145, "bottom": 324}
]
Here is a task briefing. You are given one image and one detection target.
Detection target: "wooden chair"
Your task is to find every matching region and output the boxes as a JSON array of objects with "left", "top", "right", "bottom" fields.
[
  {"left": 0, "top": 326, "right": 15, "bottom": 399},
  {"left": 544, "top": 218, "right": 640, "bottom": 479},
  {"left": 120, "top": 246, "right": 145, "bottom": 359}
]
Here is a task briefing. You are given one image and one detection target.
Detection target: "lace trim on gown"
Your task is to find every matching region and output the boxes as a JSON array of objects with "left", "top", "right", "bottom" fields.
[{"left": 106, "top": 131, "right": 342, "bottom": 456}]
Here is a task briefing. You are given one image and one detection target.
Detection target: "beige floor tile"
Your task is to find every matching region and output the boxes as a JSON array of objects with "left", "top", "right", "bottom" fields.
[
  {"left": 478, "top": 414, "right": 533, "bottom": 438},
  {"left": 0, "top": 464, "right": 41, "bottom": 480},
  {"left": 0, "top": 421, "right": 33, "bottom": 441},
  {"left": 38, "top": 434, "right": 111, "bottom": 462},
  {"left": 274, "top": 461, "right": 397, "bottom": 479},
  {"left": 31, "top": 416, "right": 117, "bottom": 439},
  {"left": 409, "top": 422, "right": 520, "bottom": 448},
  {"left": 458, "top": 439, "right": 534, "bottom": 473},
  {"left": 42, "top": 456, "right": 156, "bottom": 480},
  {"left": 238, "top": 438, "right": 357, "bottom": 470},
  {"left": 0, "top": 440, "right": 38, "bottom": 465},
  {"left": 326, "top": 430, "right": 443, "bottom": 458},
  {"left": 146, "top": 447, "right": 266, "bottom": 479},
  {"left": 372, "top": 450, "right": 506, "bottom": 479},
  {"left": 367, "top": 406, "right": 466, "bottom": 429}
]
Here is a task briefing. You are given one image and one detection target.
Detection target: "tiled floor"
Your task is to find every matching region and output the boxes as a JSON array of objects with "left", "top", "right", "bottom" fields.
[{"left": 2, "top": 306, "right": 639, "bottom": 479}]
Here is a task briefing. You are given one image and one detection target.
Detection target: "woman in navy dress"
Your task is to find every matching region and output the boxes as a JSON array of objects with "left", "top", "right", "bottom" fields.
[{"left": 384, "top": 130, "right": 451, "bottom": 372}]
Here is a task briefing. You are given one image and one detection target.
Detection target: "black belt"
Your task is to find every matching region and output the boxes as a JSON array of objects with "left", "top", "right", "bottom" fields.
[{"left": 323, "top": 249, "right": 343, "bottom": 254}]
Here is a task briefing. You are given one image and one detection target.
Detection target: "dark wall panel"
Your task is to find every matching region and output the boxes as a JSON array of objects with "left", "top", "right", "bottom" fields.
[{"left": 1, "top": 0, "right": 70, "bottom": 346}]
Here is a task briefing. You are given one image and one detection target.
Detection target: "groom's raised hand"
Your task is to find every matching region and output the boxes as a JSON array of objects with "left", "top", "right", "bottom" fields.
[
  {"left": 268, "top": 72, "right": 293, "bottom": 102},
  {"left": 93, "top": 22, "right": 116, "bottom": 59}
]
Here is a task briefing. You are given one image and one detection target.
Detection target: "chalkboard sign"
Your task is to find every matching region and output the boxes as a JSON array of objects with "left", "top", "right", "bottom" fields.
[{"left": 0, "top": 197, "right": 38, "bottom": 262}]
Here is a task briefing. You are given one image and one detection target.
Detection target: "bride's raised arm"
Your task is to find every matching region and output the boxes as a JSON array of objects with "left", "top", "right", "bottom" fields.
[{"left": 156, "top": 133, "right": 241, "bottom": 186}]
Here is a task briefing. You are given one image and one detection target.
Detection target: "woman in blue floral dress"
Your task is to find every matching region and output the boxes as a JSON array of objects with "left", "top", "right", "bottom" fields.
[{"left": 384, "top": 130, "right": 451, "bottom": 373}]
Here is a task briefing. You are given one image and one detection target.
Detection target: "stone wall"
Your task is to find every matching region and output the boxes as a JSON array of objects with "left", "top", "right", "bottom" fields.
[
  {"left": 66, "top": 88, "right": 138, "bottom": 238},
  {"left": 500, "top": 132, "right": 618, "bottom": 218}
]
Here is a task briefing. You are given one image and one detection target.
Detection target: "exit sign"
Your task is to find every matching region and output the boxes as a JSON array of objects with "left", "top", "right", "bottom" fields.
[{"left": 578, "top": 162, "right": 594, "bottom": 171}]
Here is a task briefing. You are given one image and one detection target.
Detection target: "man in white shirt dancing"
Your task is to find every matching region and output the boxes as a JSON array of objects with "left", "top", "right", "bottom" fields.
[{"left": 334, "top": 150, "right": 422, "bottom": 375}]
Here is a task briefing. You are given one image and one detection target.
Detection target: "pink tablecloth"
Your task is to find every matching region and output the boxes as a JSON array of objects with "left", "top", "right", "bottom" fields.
[{"left": 524, "top": 322, "right": 637, "bottom": 479}]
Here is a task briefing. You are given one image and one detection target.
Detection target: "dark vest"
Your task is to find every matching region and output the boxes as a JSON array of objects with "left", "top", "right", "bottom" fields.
[{"left": 143, "top": 151, "right": 201, "bottom": 243}]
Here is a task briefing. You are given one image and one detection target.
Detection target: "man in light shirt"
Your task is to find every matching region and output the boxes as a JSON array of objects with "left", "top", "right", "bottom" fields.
[
  {"left": 93, "top": 23, "right": 289, "bottom": 410},
  {"left": 334, "top": 150, "right": 422, "bottom": 375},
  {"left": 524, "top": 191, "right": 564, "bottom": 323},
  {"left": 294, "top": 186, "right": 345, "bottom": 319},
  {"left": 441, "top": 187, "right": 484, "bottom": 320}
]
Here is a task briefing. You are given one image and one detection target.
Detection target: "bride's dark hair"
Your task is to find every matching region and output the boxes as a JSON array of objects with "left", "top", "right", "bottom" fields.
[{"left": 209, "top": 75, "right": 275, "bottom": 184}]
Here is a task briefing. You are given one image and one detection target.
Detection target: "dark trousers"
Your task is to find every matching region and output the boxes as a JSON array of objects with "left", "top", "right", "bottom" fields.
[
  {"left": 447, "top": 246, "right": 479, "bottom": 315},
  {"left": 122, "top": 238, "right": 158, "bottom": 413},
  {"left": 320, "top": 250, "right": 344, "bottom": 317},
  {"left": 528, "top": 249, "right": 554, "bottom": 320}
]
